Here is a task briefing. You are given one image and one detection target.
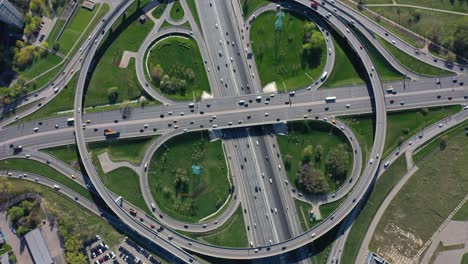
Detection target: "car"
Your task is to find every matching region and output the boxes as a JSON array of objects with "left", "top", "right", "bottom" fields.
[
  {"left": 400, "top": 101, "right": 405, "bottom": 105},
  {"left": 448, "top": 96, "right": 453, "bottom": 100},
  {"left": 371, "top": 66, "right": 375, "bottom": 71},
  {"left": 390, "top": 100, "right": 394, "bottom": 104},
  {"left": 391, "top": 39, "right": 396, "bottom": 44},
  {"left": 304, "top": 114, "right": 308, "bottom": 118},
  {"left": 144, "top": 124, "right": 148, "bottom": 128},
  {"left": 55, "top": 124, "right": 59, "bottom": 128},
  {"left": 438, "top": 123, "right": 443, "bottom": 127},
  {"left": 345, "top": 104, "right": 351, "bottom": 108},
  {"left": 369, "top": 159, "right": 374, "bottom": 164},
  {"left": 265, "top": 112, "right": 269, "bottom": 116},
  {"left": 33, "top": 127, "right": 39, "bottom": 132},
  {"left": 71, "top": 174, "right": 76, "bottom": 179}
]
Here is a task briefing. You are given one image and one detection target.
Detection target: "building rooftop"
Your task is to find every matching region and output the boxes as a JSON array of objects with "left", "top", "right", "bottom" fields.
[{"left": 24, "top": 228, "right": 53, "bottom": 264}]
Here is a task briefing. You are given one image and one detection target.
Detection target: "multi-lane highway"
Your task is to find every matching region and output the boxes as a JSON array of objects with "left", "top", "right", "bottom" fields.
[{"left": 1, "top": 0, "right": 467, "bottom": 263}]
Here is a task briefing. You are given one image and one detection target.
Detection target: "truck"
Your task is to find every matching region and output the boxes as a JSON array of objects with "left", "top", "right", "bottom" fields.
[
  {"left": 104, "top": 129, "right": 120, "bottom": 138},
  {"left": 129, "top": 208, "right": 137, "bottom": 216},
  {"left": 325, "top": 96, "right": 336, "bottom": 103}
]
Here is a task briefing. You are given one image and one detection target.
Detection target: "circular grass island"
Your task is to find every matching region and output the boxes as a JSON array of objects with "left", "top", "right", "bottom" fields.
[
  {"left": 250, "top": 10, "right": 327, "bottom": 91},
  {"left": 146, "top": 36, "right": 210, "bottom": 101},
  {"left": 277, "top": 120, "right": 353, "bottom": 195},
  {"left": 148, "top": 131, "right": 231, "bottom": 223}
]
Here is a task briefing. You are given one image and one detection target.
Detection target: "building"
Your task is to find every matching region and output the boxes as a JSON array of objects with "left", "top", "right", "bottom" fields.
[
  {"left": 24, "top": 228, "right": 53, "bottom": 264},
  {"left": 0, "top": 0, "right": 24, "bottom": 29},
  {"left": 82, "top": 0, "right": 96, "bottom": 11}
]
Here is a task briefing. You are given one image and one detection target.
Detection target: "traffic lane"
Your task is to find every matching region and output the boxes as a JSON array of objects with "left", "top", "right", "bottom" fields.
[
  {"left": 3, "top": 79, "right": 464, "bottom": 138},
  {"left": 253, "top": 131, "right": 294, "bottom": 241},
  {"left": 230, "top": 133, "right": 274, "bottom": 245},
  {"left": 2, "top": 91, "right": 466, "bottom": 152}
]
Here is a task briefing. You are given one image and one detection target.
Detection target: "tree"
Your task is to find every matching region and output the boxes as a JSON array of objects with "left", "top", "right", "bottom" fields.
[
  {"left": 453, "top": 23, "right": 468, "bottom": 59},
  {"left": 8, "top": 206, "right": 25, "bottom": 222},
  {"left": 107, "top": 87, "right": 119, "bottom": 103},
  {"left": 315, "top": 144, "right": 323, "bottom": 163},
  {"left": 150, "top": 65, "right": 164, "bottom": 85},
  {"left": 326, "top": 144, "right": 349, "bottom": 182},
  {"left": 284, "top": 154, "right": 293, "bottom": 171},
  {"left": 440, "top": 135, "right": 449, "bottom": 150},
  {"left": 296, "top": 162, "right": 329, "bottom": 194},
  {"left": 302, "top": 145, "right": 313, "bottom": 163}
]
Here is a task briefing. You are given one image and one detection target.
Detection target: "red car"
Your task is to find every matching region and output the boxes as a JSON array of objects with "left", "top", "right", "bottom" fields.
[
  {"left": 310, "top": 1, "right": 318, "bottom": 9},
  {"left": 448, "top": 97, "right": 453, "bottom": 100}
]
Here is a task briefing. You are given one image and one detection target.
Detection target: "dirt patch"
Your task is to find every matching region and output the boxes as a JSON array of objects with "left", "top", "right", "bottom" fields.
[{"left": 374, "top": 222, "right": 423, "bottom": 263}]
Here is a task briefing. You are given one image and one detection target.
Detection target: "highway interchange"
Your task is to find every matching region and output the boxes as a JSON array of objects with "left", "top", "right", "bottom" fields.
[{"left": 1, "top": 0, "right": 467, "bottom": 263}]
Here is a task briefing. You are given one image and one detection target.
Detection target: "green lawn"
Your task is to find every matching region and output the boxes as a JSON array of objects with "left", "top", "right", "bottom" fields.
[
  {"left": 462, "top": 253, "right": 468, "bottom": 264},
  {"left": 58, "top": 4, "right": 106, "bottom": 54},
  {"left": 353, "top": 29, "right": 404, "bottom": 81},
  {"left": 250, "top": 11, "right": 327, "bottom": 91},
  {"left": 341, "top": 155, "right": 407, "bottom": 264},
  {"left": 20, "top": 54, "right": 63, "bottom": 82},
  {"left": 3, "top": 179, "right": 123, "bottom": 247},
  {"left": 295, "top": 199, "right": 314, "bottom": 231},
  {"left": 100, "top": 167, "right": 151, "bottom": 215},
  {"left": 170, "top": 0, "right": 185, "bottom": 21},
  {"left": 339, "top": 114, "right": 374, "bottom": 167},
  {"left": 45, "top": 136, "right": 156, "bottom": 167},
  {"left": 369, "top": 6, "right": 467, "bottom": 57},
  {"left": 241, "top": 0, "right": 272, "bottom": 19},
  {"left": 148, "top": 131, "right": 230, "bottom": 223},
  {"left": 46, "top": 19, "right": 65, "bottom": 45},
  {"left": 185, "top": 0, "right": 202, "bottom": 33},
  {"left": 377, "top": 35, "right": 453, "bottom": 76},
  {"left": 320, "top": 195, "right": 347, "bottom": 219},
  {"left": 397, "top": 0, "right": 468, "bottom": 12},
  {"left": 0, "top": 159, "right": 93, "bottom": 201},
  {"left": 89, "top": 136, "right": 157, "bottom": 165},
  {"left": 151, "top": 3, "right": 167, "bottom": 19},
  {"left": 342, "top": 0, "right": 425, "bottom": 48},
  {"left": 85, "top": 1, "right": 154, "bottom": 107},
  {"left": 322, "top": 31, "right": 366, "bottom": 88},
  {"left": 384, "top": 105, "right": 461, "bottom": 158},
  {"left": 453, "top": 201, "right": 468, "bottom": 221},
  {"left": 30, "top": 64, "right": 63, "bottom": 90},
  {"left": 147, "top": 36, "right": 209, "bottom": 100},
  {"left": 190, "top": 207, "right": 248, "bottom": 247},
  {"left": 277, "top": 121, "right": 352, "bottom": 193},
  {"left": 368, "top": 122, "right": 468, "bottom": 262},
  {"left": 18, "top": 73, "right": 78, "bottom": 123}
]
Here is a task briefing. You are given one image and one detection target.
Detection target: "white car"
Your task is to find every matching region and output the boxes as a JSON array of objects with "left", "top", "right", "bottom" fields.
[
  {"left": 215, "top": 23, "right": 218, "bottom": 28},
  {"left": 391, "top": 39, "right": 396, "bottom": 44},
  {"left": 438, "top": 123, "right": 443, "bottom": 127},
  {"left": 264, "top": 112, "right": 269, "bottom": 116}
]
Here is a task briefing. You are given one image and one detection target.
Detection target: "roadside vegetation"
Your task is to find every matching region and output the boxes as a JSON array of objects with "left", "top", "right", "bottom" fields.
[
  {"left": 148, "top": 37, "right": 209, "bottom": 100},
  {"left": 277, "top": 121, "right": 352, "bottom": 194},
  {"left": 250, "top": 10, "right": 327, "bottom": 91},
  {"left": 0, "top": 159, "right": 92, "bottom": 201},
  {"left": 368, "top": 120, "right": 468, "bottom": 262},
  {"left": 322, "top": 30, "right": 366, "bottom": 88},
  {"left": 148, "top": 132, "right": 230, "bottom": 223},
  {"left": 353, "top": 29, "right": 404, "bottom": 81},
  {"left": 0, "top": 178, "right": 124, "bottom": 253},
  {"left": 169, "top": 0, "right": 185, "bottom": 21},
  {"left": 16, "top": 73, "right": 78, "bottom": 123},
  {"left": 377, "top": 35, "right": 454, "bottom": 76},
  {"left": 85, "top": 0, "right": 154, "bottom": 107},
  {"left": 368, "top": 6, "right": 467, "bottom": 62},
  {"left": 241, "top": 0, "right": 272, "bottom": 19},
  {"left": 185, "top": 0, "right": 202, "bottom": 33},
  {"left": 341, "top": 155, "right": 407, "bottom": 264},
  {"left": 152, "top": 2, "right": 167, "bottom": 19},
  {"left": 183, "top": 207, "right": 247, "bottom": 247},
  {"left": 383, "top": 105, "right": 461, "bottom": 158},
  {"left": 7, "top": 199, "right": 41, "bottom": 236}
]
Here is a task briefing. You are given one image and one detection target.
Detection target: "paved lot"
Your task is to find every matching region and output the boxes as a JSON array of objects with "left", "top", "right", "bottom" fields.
[
  {"left": 0, "top": 212, "right": 32, "bottom": 264},
  {"left": 421, "top": 221, "right": 468, "bottom": 264},
  {"left": 40, "top": 216, "right": 66, "bottom": 264}
]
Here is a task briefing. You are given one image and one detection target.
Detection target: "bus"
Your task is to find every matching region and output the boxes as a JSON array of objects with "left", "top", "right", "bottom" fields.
[
  {"left": 325, "top": 96, "right": 336, "bottom": 103},
  {"left": 67, "top": 118, "right": 75, "bottom": 126}
]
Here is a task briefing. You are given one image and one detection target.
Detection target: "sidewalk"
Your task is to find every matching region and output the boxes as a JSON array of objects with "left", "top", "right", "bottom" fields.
[{"left": 0, "top": 212, "right": 32, "bottom": 264}]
